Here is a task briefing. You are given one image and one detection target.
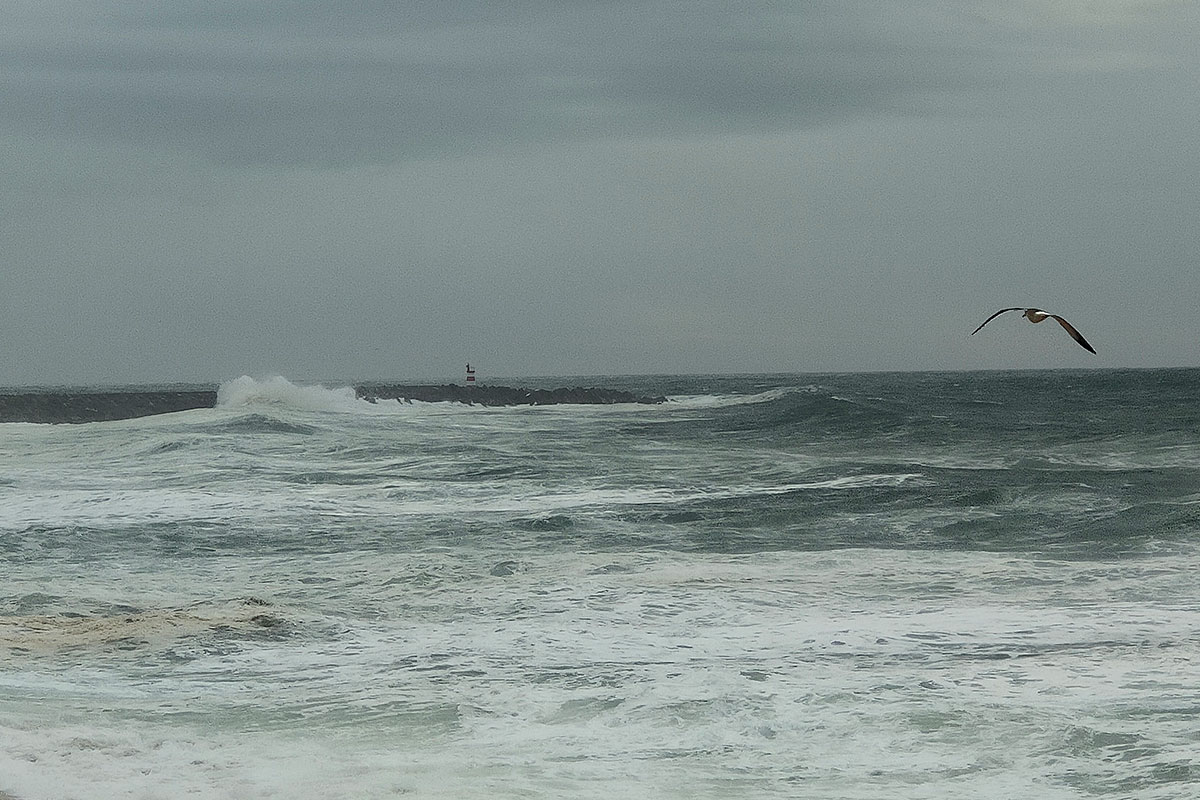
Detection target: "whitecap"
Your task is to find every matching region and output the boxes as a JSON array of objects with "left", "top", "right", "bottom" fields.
[{"left": 215, "top": 375, "right": 367, "bottom": 413}]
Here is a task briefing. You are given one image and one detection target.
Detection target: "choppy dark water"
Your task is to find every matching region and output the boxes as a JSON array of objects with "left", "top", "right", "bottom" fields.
[{"left": 1, "top": 370, "right": 1197, "bottom": 798}]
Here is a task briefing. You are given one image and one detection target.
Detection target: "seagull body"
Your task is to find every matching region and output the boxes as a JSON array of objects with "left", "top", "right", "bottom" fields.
[{"left": 971, "top": 308, "right": 1096, "bottom": 354}]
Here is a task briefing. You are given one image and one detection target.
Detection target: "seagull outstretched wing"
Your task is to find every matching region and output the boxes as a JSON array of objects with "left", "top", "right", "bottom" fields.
[{"left": 970, "top": 307, "right": 1026, "bottom": 336}]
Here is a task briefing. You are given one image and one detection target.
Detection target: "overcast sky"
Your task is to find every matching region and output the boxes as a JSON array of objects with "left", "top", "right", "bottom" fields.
[{"left": 2, "top": 1, "right": 1197, "bottom": 386}]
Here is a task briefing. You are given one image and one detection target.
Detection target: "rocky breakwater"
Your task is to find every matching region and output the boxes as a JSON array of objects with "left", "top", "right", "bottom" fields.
[
  {"left": 0, "top": 383, "right": 667, "bottom": 423},
  {"left": 355, "top": 383, "right": 667, "bottom": 406},
  {"left": 0, "top": 388, "right": 218, "bottom": 424}
]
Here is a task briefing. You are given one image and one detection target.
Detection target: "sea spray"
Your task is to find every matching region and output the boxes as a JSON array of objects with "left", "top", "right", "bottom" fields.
[{"left": 215, "top": 375, "right": 367, "bottom": 413}]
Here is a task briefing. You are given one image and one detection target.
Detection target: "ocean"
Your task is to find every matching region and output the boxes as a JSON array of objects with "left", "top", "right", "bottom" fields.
[{"left": 1, "top": 369, "right": 1198, "bottom": 799}]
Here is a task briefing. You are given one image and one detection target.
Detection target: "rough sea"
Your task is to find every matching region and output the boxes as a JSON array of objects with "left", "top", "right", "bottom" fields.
[{"left": 2, "top": 369, "right": 1198, "bottom": 799}]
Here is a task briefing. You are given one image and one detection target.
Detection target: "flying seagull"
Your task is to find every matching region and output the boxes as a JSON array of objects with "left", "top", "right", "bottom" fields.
[{"left": 971, "top": 308, "right": 1096, "bottom": 354}]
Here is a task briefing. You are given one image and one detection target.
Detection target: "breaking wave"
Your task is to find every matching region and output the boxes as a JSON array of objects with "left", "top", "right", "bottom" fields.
[{"left": 215, "top": 375, "right": 386, "bottom": 414}]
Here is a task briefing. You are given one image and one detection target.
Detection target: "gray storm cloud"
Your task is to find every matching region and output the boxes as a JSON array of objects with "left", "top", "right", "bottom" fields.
[{"left": 1, "top": 1, "right": 1197, "bottom": 384}]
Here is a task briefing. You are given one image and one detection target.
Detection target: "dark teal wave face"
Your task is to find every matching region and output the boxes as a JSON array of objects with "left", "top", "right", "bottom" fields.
[
  {"left": 591, "top": 369, "right": 1200, "bottom": 558},
  {"left": 621, "top": 368, "right": 1200, "bottom": 447}
]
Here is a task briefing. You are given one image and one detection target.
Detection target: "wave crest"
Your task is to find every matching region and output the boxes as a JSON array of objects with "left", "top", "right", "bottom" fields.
[{"left": 216, "top": 376, "right": 368, "bottom": 414}]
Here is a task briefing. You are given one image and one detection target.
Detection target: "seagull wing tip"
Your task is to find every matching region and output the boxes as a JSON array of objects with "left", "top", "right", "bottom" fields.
[{"left": 1051, "top": 315, "right": 1097, "bottom": 354}]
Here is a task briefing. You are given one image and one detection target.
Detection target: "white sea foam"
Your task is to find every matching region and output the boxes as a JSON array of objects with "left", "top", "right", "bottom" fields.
[
  {"left": 373, "top": 473, "right": 924, "bottom": 518},
  {"left": 3, "top": 548, "right": 1196, "bottom": 799},
  {"left": 665, "top": 386, "right": 801, "bottom": 408},
  {"left": 0, "top": 485, "right": 326, "bottom": 531}
]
